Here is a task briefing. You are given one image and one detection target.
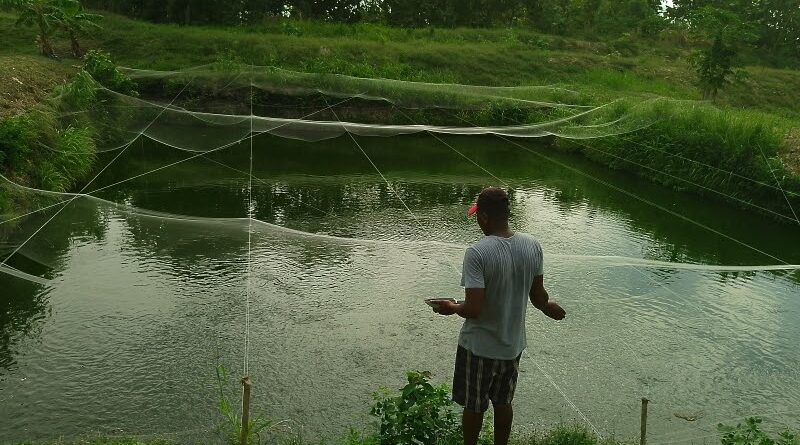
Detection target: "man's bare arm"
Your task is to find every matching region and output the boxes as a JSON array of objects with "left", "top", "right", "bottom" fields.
[
  {"left": 432, "top": 288, "right": 485, "bottom": 318},
  {"left": 530, "top": 275, "right": 565, "bottom": 320},
  {"left": 454, "top": 288, "right": 485, "bottom": 319}
]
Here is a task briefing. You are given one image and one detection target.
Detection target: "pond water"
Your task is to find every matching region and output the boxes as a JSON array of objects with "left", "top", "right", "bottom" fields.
[{"left": 1, "top": 133, "right": 799, "bottom": 443}]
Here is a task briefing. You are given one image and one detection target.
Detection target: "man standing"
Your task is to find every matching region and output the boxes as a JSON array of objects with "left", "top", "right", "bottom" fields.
[{"left": 432, "top": 187, "right": 566, "bottom": 445}]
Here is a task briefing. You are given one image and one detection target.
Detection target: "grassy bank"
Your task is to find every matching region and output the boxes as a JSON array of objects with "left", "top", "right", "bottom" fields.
[
  {"left": 10, "top": 427, "right": 624, "bottom": 445},
  {"left": 0, "top": 10, "right": 799, "bottom": 221},
  {"left": 3, "top": 10, "right": 799, "bottom": 117},
  {"left": 8, "top": 370, "right": 798, "bottom": 445},
  {"left": 0, "top": 52, "right": 132, "bottom": 223}
]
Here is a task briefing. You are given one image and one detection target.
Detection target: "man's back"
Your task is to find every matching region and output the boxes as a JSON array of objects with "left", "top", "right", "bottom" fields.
[{"left": 459, "top": 232, "right": 543, "bottom": 360}]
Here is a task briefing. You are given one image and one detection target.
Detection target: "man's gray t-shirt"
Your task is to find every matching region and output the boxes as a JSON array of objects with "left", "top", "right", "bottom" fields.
[{"left": 458, "top": 233, "right": 543, "bottom": 360}]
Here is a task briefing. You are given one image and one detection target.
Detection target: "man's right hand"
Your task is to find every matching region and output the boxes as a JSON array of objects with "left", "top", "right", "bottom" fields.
[
  {"left": 542, "top": 301, "right": 566, "bottom": 320},
  {"left": 432, "top": 300, "right": 458, "bottom": 316}
]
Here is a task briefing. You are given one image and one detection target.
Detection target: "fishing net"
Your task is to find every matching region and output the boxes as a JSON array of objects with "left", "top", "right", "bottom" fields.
[
  {"left": 2, "top": 64, "right": 800, "bottom": 442},
  {"left": 42, "top": 65, "right": 664, "bottom": 155}
]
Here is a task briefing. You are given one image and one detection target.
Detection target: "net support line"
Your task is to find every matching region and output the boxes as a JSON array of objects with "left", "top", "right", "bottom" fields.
[
  {"left": 528, "top": 355, "right": 604, "bottom": 438},
  {"left": 464, "top": 127, "right": 790, "bottom": 265},
  {"left": 449, "top": 111, "right": 793, "bottom": 263},
  {"left": 0, "top": 78, "right": 194, "bottom": 268},
  {"left": 325, "top": 101, "right": 461, "bottom": 277},
  {"left": 244, "top": 81, "right": 254, "bottom": 376},
  {"left": 568, "top": 139, "right": 798, "bottom": 223},
  {"left": 755, "top": 144, "right": 800, "bottom": 224},
  {"left": 0, "top": 96, "right": 360, "bottom": 228},
  {"left": 392, "top": 107, "right": 509, "bottom": 188},
  {"left": 615, "top": 135, "right": 800, "bottom": 198}
]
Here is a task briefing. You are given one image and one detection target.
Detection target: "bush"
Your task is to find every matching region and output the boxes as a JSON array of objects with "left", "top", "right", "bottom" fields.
[
  {"left": 719, "top": 417, "right": 799, "bottom": 445},
  {"left": 370, "top": 371, "right": 461, "bottom": 445},
  {"left": 54, "top": 71, "right": 99, "bottom": 109},
  {"left": 0, "top": 114, "right": 37, "bottom": 171},
  {"left": 83, "top": 50, "right": 138, "bottom": 95}
]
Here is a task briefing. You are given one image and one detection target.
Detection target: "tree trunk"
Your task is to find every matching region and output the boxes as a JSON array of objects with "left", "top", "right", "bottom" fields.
[
  {"left": 69, "top": 31, "right": 84, "bottom": 58},
  {"left": 37, "top": 18, "right": 56, "bottom": 58}
]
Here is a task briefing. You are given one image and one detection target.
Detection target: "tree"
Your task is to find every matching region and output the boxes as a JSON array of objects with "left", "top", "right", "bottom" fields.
[
  {"left": 685, "top": 6, "right": 756, "bottom": 100},
  {"left": 669, "top": 0, "right": 800, "bottom": 58},
  {"left": 1, "top": 0, "right": 65, "bottom": 58},
  {"left": 58, "top": 0, "right": 101, "bottom": 58}
]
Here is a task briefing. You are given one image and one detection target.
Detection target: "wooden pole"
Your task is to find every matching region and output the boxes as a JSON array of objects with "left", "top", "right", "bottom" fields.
[
  {"left": 240, "top": 376, "right": 252, "bottom": 445},
  {"left": 640, "top": 398, "right": 649, "bottom": 445}
]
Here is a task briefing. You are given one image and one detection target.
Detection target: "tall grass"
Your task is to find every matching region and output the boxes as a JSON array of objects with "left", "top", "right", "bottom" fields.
[
  {"left": 558, "top": 100, "right": 799, "bottom": 220},
  {"left": 0, "top": 54, "right": 113, "bottom": 219}
]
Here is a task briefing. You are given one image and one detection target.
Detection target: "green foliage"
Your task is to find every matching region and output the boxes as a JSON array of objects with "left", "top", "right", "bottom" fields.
[
  {"left": 690, "top": 37, "right": 737, "bottom": 100},
  {"left": 82, "top": 49, "right": 137, "bottom": 95},
  {"left": 2, "top": 0, "right": 102, "bottom": 58},
  {"left": 212, "top": 49, "right": 246, "bottom": 73},
  {"left": 668, "top": 0, "right": 800, "bottom": 57},
  {"left": 369, "top": 371, "right": 461, "bottom": 445},
  {"left": 563, "top": 100, "right": 800, "bottom": 220},
  {"left": 719, "top": 417, "right": 799, "bottom": 445},
  {"left": 683, "top": 6, "right": 756, "bottom": 100},
  {"left": 54, "top": 70, "right": 98, "bottom": 108},
  {"left": 540, "top": 426, "right": 598, "bottom": 445},
  {"left": 58, "top": 0, "right": 102, "bottom": 58},
  {"left": 0, "top": 114, "right": 37, "bottom": 171},
  {"left": 2, "top": 0, "right": 62, "bottom": 57}
]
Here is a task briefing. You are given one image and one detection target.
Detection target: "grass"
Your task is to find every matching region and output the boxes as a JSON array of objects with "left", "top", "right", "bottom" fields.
[
  {"left": 0, "top": 61, "right": 101, "bottom": 222},
  {"left": 0, "top": 10, "right": 798, "bottom": 220},
  {"left": 8, "top": 426, "right": 626, "bottom": 445},
  {"left": 2, "top": 10, "right": 798, "bottom": 116},
  {"left": 0, "top": 55, "right": 77, "bottom": 119}
]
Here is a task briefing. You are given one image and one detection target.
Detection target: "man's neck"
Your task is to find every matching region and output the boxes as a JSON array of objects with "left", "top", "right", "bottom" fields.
[{"left": 488, "top": 225, "right": 514, "bottom": 238}]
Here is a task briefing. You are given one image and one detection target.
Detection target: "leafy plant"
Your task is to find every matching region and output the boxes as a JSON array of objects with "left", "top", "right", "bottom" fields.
[
  {"left": 215, "top": 364, "right": 276, "bottom": 445},
  {"left": 2, "top": 0, "right": 63, "bottom": 57},
  {"left": 54, "top": 70, "right": 98, "bottom": 109},
  {"left": 685, "top": 6, "right": 755, "bottom": 100},
  {"left": 57, "top": 0, "right": 102, "bottom": 58},
  {"left": 369, "top": 371, "right": 461, "bottom": 445},
  {"left": 212, "top": 49, "right": 246, "bottom": 73},
  {"left": 0, "top": 114, "right": 37, "bottom": 170},
  {"left": 82, "top": 49, "right": 138, "bottom": 95},
  {"left": 719, "top": 417, "right": 799, "bottom": 445}
]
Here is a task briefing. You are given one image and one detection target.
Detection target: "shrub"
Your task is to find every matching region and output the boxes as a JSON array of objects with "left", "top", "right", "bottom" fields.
[
  {"left": 0, "top": 114, "right": 36, "bottom": 171},
  {"left": 83, "top": 49, "right": 138, "bottom": 95},
  {"left": 370, "top": 371, "right": 461, "bottom": 445},
  {"left": 54, "top": 71, "right": 99, "bottom": 109},
  {"left": 718, "top": 417, "right": 799, "bottom": 445}
]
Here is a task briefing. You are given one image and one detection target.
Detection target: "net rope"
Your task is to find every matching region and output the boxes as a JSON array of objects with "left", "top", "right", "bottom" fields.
[
  {"left": 452, "top": 113, "right": 792, "bottom": 265},
  {"left": 0, "top": 78, "right": 195, "bottom": 270}
]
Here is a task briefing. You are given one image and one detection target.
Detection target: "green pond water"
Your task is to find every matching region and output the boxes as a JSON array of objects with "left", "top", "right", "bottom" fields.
[{"left": 1, "top": 134, "right": 799, "bottom": 443}]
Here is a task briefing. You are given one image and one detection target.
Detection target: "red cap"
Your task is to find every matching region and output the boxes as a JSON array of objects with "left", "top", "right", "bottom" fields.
[{"left": 467, "top": 203, "right": 478, "bottom": 216}]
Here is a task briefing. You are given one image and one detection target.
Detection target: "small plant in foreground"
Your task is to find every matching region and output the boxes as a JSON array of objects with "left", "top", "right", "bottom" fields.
[
  {"left": 718, "top": 417, "right": 799, "bottom": 445},
  {"left": 370, "top": 371, "right": 461, "bottom": 445},
  {"left": 215, "top": 364, "right": 275, "bottom": 445}
]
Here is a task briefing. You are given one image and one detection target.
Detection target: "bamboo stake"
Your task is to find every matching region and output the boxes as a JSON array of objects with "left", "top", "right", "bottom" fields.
[
  {"left": 640, "top": 398, "right": 649, "bottom": 445},
  {"left": 240, "top": 376, "right": 252, "bottom": 445}
]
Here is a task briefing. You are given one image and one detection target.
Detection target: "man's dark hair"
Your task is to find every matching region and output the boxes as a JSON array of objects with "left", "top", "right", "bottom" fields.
[{"left": 476, "top": 187, "right": 510, "bottom": 221}]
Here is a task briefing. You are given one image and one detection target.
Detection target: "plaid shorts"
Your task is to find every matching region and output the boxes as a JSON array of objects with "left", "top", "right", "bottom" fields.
[{"left": 452, "top": 345, "right": 521, "bottom": 413}]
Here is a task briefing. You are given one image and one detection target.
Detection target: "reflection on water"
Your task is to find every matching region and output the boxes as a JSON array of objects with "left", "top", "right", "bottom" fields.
[{"left": 1, "top": 134, "right": 799, "bottom": 443}]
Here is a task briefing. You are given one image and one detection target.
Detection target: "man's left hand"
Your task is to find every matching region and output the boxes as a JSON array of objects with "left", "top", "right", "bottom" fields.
[
  {"left": 543, "top": 301, "right": 566, "bottom": 320},
  {"left": 432, "top": 300, "right": 458, "bottom": 316}
]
